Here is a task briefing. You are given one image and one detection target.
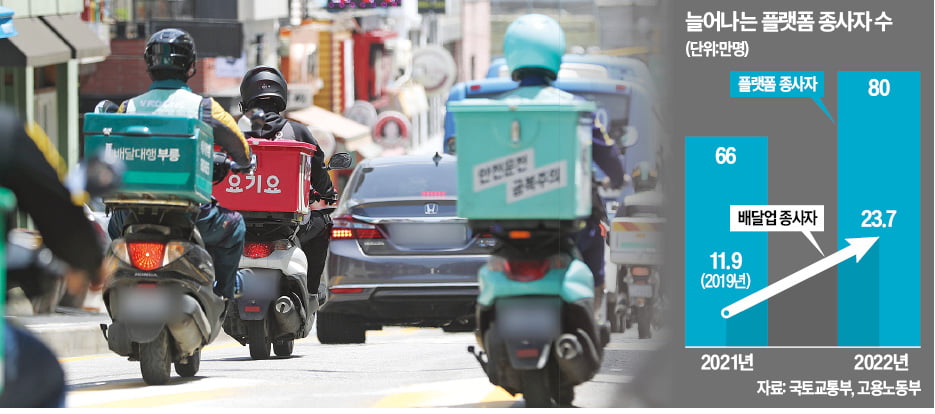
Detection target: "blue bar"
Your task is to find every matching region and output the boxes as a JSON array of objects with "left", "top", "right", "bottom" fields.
[
  {"left": 837, "top": 71, "right": 920, "bottom": 346},
  {"left": 685, "top": 137, "right": 769, "bottom": 346}
]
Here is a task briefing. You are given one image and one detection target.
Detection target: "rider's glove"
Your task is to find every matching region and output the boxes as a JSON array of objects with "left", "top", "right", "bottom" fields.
[{"left": 231, "top": 154, "right": 257, "bottom": 174}]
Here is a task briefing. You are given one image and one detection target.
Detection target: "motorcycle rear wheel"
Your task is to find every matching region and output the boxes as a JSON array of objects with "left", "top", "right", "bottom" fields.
[
  {"left": 273, "top": 339, "right": 294, "bottom": 356},
  {"left": 140, "top": 329, "right": 172, "bottom": 385},
  {"left": 174, "top": 349, "right": 201, "bottom": 377},
  {"left": 247, "top": 320, "right": 271, "bottom": 360},
  {"left": 637, "top": 306, "right": 653, "bottom": 339},
  {"left": 521, "top": 370, "right": 555, "bottom": 408}
]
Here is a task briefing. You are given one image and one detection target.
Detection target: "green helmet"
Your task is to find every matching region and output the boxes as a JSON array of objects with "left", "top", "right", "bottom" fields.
[{"left": 503, "top": 14, "right": 565, "bottom": 81}]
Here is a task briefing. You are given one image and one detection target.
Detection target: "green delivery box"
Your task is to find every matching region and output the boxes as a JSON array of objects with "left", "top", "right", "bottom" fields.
[
  {"left": 449, "top": 86, "right": 595, "bottom": 220},
  {"left": 83, "top": 113, "right": 214, "bottom": 203}
]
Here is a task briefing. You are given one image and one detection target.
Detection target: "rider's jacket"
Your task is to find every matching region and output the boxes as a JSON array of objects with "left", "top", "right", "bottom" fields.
[
  {"left": 0, "top": 107, "right": 103, "bottom": 282},
  {"left": 119, "top": 79, "right": 252, "bottom": 166}
]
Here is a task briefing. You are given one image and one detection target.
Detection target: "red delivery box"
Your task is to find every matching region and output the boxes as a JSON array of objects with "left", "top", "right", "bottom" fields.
[{"left": 213, "top": 138, "right": 316, "bottom": 216}]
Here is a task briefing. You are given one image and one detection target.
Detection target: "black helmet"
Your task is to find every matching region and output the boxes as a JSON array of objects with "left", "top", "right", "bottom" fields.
[
  {"left": 240, "top": 66, "right": 288, "bottom": 113},
  {"left": 144, "top": 28, "right": 197, "bottom": 80}
]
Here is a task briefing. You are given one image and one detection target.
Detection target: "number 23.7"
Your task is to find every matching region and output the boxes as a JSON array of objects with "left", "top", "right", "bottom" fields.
[{"left": 861, "top": 210, "right": 896, "bottom": 228}]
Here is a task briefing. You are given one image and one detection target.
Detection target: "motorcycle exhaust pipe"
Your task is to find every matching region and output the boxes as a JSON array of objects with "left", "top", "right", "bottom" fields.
[
  {"left": 275, "top": 296, "right": 294, "bottom": 314},
  {"left": 555, "top": 334, "right": 583, "bottom": 360},
  {"left": 273, "top": 295, "right": 301, "bottom": 333},
  {"left": 553, "top": 330, "right": 601, "bottom": 385}
]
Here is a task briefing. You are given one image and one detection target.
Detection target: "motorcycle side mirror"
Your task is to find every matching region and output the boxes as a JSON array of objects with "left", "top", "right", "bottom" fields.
[
  {"left": 327, "top": 152, "right": 353, "bottom": 170},
  {"left": 94, "top": 100, "right": 119, "bottom": 114},
  {"left": 212, "top": 152, "right": 232, "bottom": 184}
]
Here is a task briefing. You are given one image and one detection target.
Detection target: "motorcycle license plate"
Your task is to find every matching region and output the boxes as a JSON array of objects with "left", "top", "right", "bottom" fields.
[
  {"left": 118, "top": 287, "right": 171, "bottom": 321},
  {"left": 496, "top": 299, "right": 561, "bottom": 338},
  {"left": 630, "top": 284, "right": 654, "bottom": 298}
]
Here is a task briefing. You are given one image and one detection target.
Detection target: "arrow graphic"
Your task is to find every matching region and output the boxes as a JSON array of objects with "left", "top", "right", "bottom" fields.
[{"left": 721, "top": 237, "right": 878, "bottom": 319}]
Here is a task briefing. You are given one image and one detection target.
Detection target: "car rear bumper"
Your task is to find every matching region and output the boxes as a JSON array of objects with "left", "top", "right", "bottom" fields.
[
  {"left": 322, "top": 283, "right": 479, "bottom": 326},
  {"left": 324, "top": 240, "right": 487, "bottom": 325}
]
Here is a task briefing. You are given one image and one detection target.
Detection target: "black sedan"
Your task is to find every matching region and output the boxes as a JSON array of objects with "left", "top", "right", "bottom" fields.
[{"left": 317, "top": 153, "right": 495, "bottom": 344}]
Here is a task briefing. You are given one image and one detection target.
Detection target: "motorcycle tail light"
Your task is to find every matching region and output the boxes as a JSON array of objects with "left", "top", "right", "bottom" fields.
[
  {"left": 127, "top": 242, "right": 166, "bottom": 271},
  {"left": 244, "top": 306, "right": 261, "bottom": 313},
  {"left": 516, "top": 348, "right": 540, "bottom": 358},
  {"left": 243, "top": 242, "right": 273, "bottom": 259},
  {"left": 504, "top": 259, "right": 551, "bottom": 282},
  {"left": 630, "top": 266, "right": 651, "bottom": 277},
  {"left": 508, "top": 230, "right": 531, "bottom": 239}
]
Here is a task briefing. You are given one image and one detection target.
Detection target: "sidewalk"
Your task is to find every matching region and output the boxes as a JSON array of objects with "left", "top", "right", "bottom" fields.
[{"left": 5, "top": 292, "right": 238, "bottom": 359}]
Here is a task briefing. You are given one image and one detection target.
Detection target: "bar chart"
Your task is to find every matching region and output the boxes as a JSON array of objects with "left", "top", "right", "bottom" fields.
[{"left": 684, "top": 71, "right": 920, "bottom": 348}]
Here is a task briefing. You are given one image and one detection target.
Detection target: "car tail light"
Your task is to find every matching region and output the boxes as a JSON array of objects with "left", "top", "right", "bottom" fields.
[
  {"left": 244, "top": 242, "right": 273, "bottom": 258},
  {"left": 244, "top": 306, "right": 261, "bottom": 313},
  {"left": 421, "top": 191, "right": 447, "bottom": 198},
  {"left": 330, "top": 287, "right": 364, "bottom": 294},
  {"left": 470, "top": 84, "right": 481, "bottom": 91},
  {"left": 127, "top": 242, "right": 165, "bottom": 271},
  {"left": 331, "top": 215, "right": 384, "bottom": 240}
]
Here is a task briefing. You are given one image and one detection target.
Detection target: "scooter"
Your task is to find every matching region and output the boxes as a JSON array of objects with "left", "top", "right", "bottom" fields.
[
  {"left": 221, "top": 210, "right": 314, "bottom": 359},
  {"left": 88, "top": 106, "right": 255, "bottom": 385},
  {"left": 219, "top": 152, "right": 351, "bottom": 359},
  {"left": 2, "top": 150, "right": 123, "bottom": 406},
  {"left": 609, "top": 186, "right": 664, "bottom": 339},
  {"left": 215, "top": 109, "right": 352, "bottom": 358},
  {"left": 468, "top": 221, "right": 610, "bottom": 408}
]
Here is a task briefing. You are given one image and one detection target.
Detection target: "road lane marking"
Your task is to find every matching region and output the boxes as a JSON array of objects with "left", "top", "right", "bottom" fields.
[
  {"left": 60, "top": 341, "right": 243, "bottom": 363},
  {"left": 366, "top": 327, "right": 420, "bottom": 337},
  {"left": 66, "top": 377, "right": 257, "bottom": 408},
  {"left": 479, "top": 386, "right": 522, "bottom": 407},
  {"left": 73, "top": 387, "right": 243, "bottom": 408},
  {"left": 370, "top": 390, "right": 437, "bottom": 408}
]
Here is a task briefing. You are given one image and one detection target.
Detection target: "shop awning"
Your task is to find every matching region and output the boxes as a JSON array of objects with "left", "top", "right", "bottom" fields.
[
  {"left": 286, "top": 105, "right": 383, "bottom": 158},
  {"left": 42, "top": 14, "right": 109, "bottom": 62},
  {"left": 0, "top": 17, "right": 70, "bottom": 67}
]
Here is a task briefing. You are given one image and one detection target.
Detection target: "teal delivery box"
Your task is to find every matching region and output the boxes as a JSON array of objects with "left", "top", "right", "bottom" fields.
[
  {"left": 83, "top": 114, "right": 214, "bottom": 204},
  {"left": 449, "top": 86, "right": 595, "bottom": 220}
]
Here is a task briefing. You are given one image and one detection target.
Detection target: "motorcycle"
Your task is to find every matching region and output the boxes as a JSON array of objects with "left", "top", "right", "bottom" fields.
[
  {"left": 608, "top": 185, "right": 664, "bottom": 339},
  {"left": 219, "top": 148, "right": 352, "bottom": 360},
  {"left": 88, "top": 104, "right": 256, "bottom": 385},
  {"left": 2, "top": 150, "right": 123, "bottom": 406},
  {"left": 468, "top": 222, "right": 610, "bottom": 408}
]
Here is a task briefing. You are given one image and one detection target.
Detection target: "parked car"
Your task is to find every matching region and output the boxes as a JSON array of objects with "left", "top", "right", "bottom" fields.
[{"left": 317, "top": 153, "right": 495, "bottom": 344}]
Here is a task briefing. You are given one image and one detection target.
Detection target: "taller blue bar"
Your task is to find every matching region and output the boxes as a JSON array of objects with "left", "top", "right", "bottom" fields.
[
  {"left": 685, "top": 137, "right": 769, "bottom": 346},
  {"left": 838, "top": 71, "right": 920, "bottom": 346}
]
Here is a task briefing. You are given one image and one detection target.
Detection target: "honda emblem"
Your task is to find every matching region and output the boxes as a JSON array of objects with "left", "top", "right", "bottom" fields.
[{"left": 424, "top": 202, "right": 439, "bottom": 215}]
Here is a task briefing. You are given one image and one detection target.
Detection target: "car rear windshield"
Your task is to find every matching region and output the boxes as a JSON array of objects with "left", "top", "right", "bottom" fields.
[{"left": 348, "top": 162, "right": 458, "bottom": 199}]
